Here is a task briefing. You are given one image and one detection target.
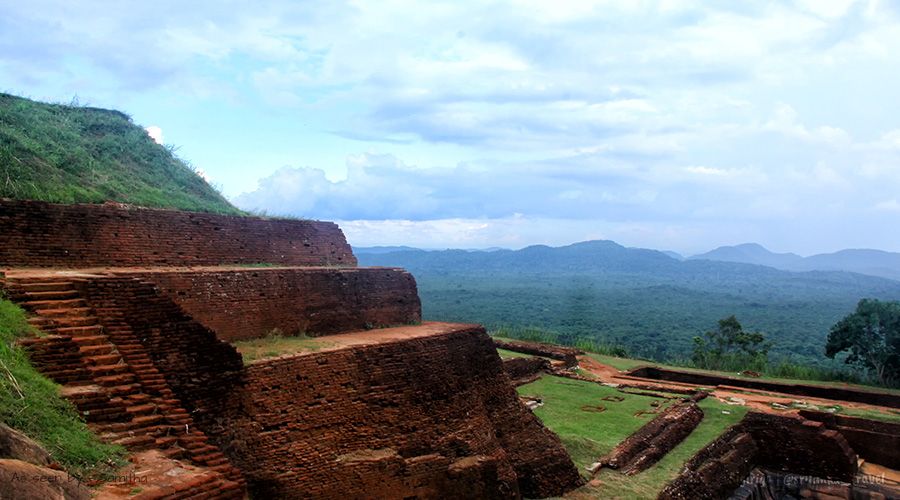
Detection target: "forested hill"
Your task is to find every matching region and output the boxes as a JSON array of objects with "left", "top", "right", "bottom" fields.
[
  {"left": 0, "top": 93, "right": 239, "bottom": 214},
  {"left": 692, "top": 243, "right": 900, "bottom": 281},
  {"left": 358, "top": 240, "right": 900, "bottom": 364}
]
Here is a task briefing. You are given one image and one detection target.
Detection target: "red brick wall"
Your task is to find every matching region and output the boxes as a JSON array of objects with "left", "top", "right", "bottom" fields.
[
  {"left": 0, "top": 199, "right": 355, "bottom": 268},
  {"left": 126, "top": 268, "right": 421, "bottom": 341},
  {"left": 74, "top": 276, "right": 246, "bottom": 430},
  {"left": 210, "top": 327, "right": 584, "bottom": 499},
  {"left": 659, "top": 412, "right": 857, "bottom": 500}
]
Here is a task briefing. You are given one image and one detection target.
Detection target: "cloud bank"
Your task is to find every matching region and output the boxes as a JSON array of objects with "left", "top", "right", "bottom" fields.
[{"left": 3, "top": 1, "right": 900, "bottom": 253}]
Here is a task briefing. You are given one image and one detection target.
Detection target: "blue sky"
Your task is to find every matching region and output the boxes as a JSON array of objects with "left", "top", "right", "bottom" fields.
[{"left": 2, "top": 0, "right": 900, "bottom": 254}]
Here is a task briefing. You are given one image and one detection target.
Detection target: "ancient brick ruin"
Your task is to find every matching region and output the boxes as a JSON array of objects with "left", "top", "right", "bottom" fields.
[
  {"left": 658, "top": 412, "right": 860, "bottom": 499},
  {"left": 0, "top": 199, "right": 356, "bottom": 268},
  {"left": 627, "top": 366, "right": 900, "bottom": 408},
  {"left": 0, "top": 199, "right": 583, "bottom": 499}
]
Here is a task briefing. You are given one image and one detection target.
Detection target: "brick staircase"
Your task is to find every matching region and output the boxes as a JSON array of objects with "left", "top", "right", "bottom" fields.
[{"left": 2, "top": 276, "right": 245, "bottom": 497}]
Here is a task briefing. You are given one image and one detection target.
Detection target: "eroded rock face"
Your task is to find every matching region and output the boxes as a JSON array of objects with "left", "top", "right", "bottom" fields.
[
  {"left": 0, "top": 423, "right": 51, "bottom": 466},
  {"left": 0, "top": 459, "right": 90, "bottom": 500},
  {"left": 207, "top": 326, "right": 584, "bottom": 499}
]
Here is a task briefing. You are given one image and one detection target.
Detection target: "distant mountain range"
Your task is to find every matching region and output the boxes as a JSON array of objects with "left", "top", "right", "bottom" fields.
[
  {"left": 355, "top": 240, "right": 900, "bottom": 362},
  {"left": 690, "top": 243, "right": 900, "bottom": 281},
  {"left": 356, "top": 241, "right": 900, "bottom": 282}
]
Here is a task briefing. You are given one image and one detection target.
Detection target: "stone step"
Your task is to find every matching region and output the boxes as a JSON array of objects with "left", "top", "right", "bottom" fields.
[
  {"left": 35, "top": 307, "right": 93, "bottom": 318},
  {"left": 87, "top": 364, "right": 130, "bottom": 376},
  {"left": 55, "top": 325, "right": 103, "bottom": 336},
  {"left": 125, "top": 404, "right": 157, "bottom": 416},
  {"left": 71, "top": 335, "right": 109, "bottom": 347},
  {"left": 112, "top": 434, "right": 156, "bottom": 450},
  {"left": 48, "top": 316, "right": 98, "bottom": 327},
  {"left": 22, "top": 290, "right": 80, "bottom": 300},
  {"left": 79, "top": 344, "right": 116, "bottom": 356},
  {"left": 16, "top": 282, "right": 76, "bottom": 292},
  {"left": 83, "top": 354, "right": 122, "bottom": 366},
  {"left": 24, "top": 298, "right": 87, "bottom": 309},
  {"left": 95, "top": 375, "right": 138, "bottom": 387},
  {"left": 132, "top": 414, "right": 165, "bottom": 426}
]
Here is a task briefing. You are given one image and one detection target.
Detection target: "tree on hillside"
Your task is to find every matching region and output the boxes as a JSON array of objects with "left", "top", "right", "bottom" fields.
[
  {"left": 826, "top": 299, "right": 900, "bottom": 386},
  {"left": 692, "top": 315, "right": 771, "bottom": 371}
]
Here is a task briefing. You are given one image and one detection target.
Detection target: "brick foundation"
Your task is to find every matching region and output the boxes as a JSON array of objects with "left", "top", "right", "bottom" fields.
[
  {"left": 126, "top": 267, "right": 421, "bottom": 341},
  {"left": 799, "top": 410, "right": 900, "bottom": 469},
  {"left": 0, "top": 199, "right": 355, "bottom": 268},
  {"left": 210, "top": 326, "right": 584, "bottom": 499},
  {"left": 658, "top": 412, "right": 858, "bottom": 500}
]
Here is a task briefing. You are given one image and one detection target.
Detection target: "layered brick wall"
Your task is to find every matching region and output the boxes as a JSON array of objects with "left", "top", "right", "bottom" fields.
[
  {"left": 128, "top": 267, "right": 421, "bottom": 341},
  {"left": 503, "top": 357, "right": 551, "bottom": 383},
  {"left": 0, "top": 199, "right": 356, "bottom": 268},
  {"left": 600, "top": 401, "right": 703, "bottom": 475},
  {"left": 799, "top": 410, "right": 900, "bottom": 469},
  {"left": 628, "top": 366, "right": 900, "bottom": 409},
  {"left": 658, "top": 412, "right": 857, "bottom": 500},
  {"left": 209, "top": 327, "right": 584, "bottom": 499},
  {"left": 493, "top": 339, "right": 581, "bottom": 368},
  {"left": 73, "top": 276, "right": 246, "bottom": 431}
]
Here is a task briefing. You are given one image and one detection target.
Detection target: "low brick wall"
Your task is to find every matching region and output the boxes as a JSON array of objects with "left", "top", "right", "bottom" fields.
[
  {"left": 600, "top": 401, "right": 703, "bottom": 475},
  {"left": 658, "top": 412, "right": 857, "bottom": 500},
  {"left": 129, "top": 268, "right": 422, "bottom": 341},
  {"left": 628, "top": 366, "right": 900, "bottom": 409},
  {"left": 503, "top": 357, "right": 551, "bottom": 383},
  {"left": 799, "top": 410, "right": 900, "bottom": 469},
  {"left": 493, "top": 339, "right": 581, "bottom": 368},
  {"left": 0, "top": 199, "right": 355, "bottom": 268},
  {"left": 210, "top": 327, "right": 584, "bottom": 499}
]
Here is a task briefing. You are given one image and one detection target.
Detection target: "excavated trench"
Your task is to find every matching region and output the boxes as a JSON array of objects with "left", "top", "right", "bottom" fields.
[{"left": 627, "top": 366, "right": 900, "bottom": 408}]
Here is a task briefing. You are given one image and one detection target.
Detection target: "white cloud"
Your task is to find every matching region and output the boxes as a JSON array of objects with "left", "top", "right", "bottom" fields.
[
  {"left": 4, "top": 1, "right": 900, "bottom": 253},
  {"left": 875, "top": 199, "right": 900, "bottom": 212},
  {"left": 145, "top": 125, "right": 164, "bottom": 144}
]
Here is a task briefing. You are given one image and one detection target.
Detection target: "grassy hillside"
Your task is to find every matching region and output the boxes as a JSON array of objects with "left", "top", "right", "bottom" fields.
[
  {"left": 0, "top": 297, "right": 124, "bottom": 479},
  {"left": 358, "top": 242, "right": 900, "bottom": 366},
  {"left": 0, "top": 92, "right": 240, "bottom": 214}
]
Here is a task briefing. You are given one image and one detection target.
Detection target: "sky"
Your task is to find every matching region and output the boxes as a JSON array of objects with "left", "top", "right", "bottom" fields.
[{"left": 2, "top": 0, "right": 900, "bottom": 255}]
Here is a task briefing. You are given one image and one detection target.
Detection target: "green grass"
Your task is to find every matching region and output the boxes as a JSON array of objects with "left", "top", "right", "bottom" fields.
[
  {"left": 233, "top": 331, "right": 336, "bottom": 364},
  {"left": 0, "top": 92, "right": 240, "bottom": 214},
  {"left": 516, "top": 375, "right": 678, "bottom": 472},
  {"left": 0, "top": 298, "right": 125, "bottom": 479},
  {"left": 495, "top": 348, "right": 534, "bottom": 359},
  {"left": 837, "top": 406, "right": 900, "bottom": 423},
  {"left": 518, "top": 374, "right": 747, "bottom": 499},
  {"left": 590, "top": 397, "right": 748, "bottom": 499}
]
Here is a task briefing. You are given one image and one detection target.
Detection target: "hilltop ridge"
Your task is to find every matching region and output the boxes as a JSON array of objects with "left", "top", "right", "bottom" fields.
[
  {"left": 692, "top": 243, "right": 900, "bottom": 281},
  {"left": 0, "top": 92, "right": 239, "bottom": 214}
]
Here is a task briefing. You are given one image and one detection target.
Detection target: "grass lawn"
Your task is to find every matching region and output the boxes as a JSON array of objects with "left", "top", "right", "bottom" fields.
[
  {"left": 496, "top": 348, "right": 533, "bottom": 359},
  {"left": 517, "top": 374, "right": 749, "bottom": 499},
  {"left": 516, "top": 375, "right": 678, "bottom": 473},
  {"left": 233, "top": 333, "right": 337, "bottom": 364}
]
